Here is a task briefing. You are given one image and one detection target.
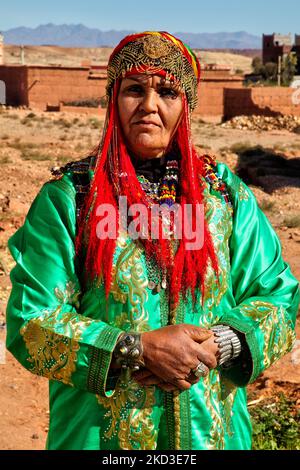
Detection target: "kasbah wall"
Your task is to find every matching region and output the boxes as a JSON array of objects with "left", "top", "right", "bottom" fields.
[
  {"left": 0, "top": 64, "right": 299, "bottom": 121},
  {"left": 224, "top": 87, "right": 300, "bottom": 119}
]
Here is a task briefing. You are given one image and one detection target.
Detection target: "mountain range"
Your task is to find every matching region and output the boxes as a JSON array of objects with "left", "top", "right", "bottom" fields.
[{"left": 2, "top": 24, "right": 262, "bottom": 49}]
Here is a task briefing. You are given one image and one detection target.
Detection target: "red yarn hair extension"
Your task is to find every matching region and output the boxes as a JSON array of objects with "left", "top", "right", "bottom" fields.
[
  {"left": 170, "top": 96, "right": 220, "bottom": 308},
  {"left": 75, "top": 81, "right": 219, "bottom": 311}
]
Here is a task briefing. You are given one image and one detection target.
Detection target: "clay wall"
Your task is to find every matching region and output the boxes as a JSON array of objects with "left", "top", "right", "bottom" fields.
[{"left": 224, "top": 87, "right": 300, "bottom": 119}]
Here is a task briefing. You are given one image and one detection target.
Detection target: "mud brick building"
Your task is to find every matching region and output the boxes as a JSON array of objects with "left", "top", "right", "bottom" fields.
[
  {"left": 263, "top": 33, "right": 293, "bottom": 64},
  {"left": 263, "top": 33, "right": 300, "bottom": 73},
  {"left": 0, "top": 64, "right": 108, "bottom": 110},
  {"left": 0, "top": 45, "right": 299, "bottom": 121},
  {"left": 0, "top": 63, "right": 244, "bottom": 122}
]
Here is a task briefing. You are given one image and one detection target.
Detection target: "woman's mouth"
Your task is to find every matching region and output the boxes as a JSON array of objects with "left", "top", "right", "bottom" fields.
[{"left": 133, "top": 121, "right": 160, "bottom": 127}]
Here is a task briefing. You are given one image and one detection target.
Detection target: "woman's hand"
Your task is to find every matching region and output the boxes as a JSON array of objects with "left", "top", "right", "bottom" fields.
[{"left": 136, "top": 324, "right": 218, "bottom": 390}]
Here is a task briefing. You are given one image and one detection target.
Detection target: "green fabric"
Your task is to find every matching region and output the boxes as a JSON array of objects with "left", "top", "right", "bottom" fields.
[{"left": 6, "top": 162, "right": 299, "bottom": 450}]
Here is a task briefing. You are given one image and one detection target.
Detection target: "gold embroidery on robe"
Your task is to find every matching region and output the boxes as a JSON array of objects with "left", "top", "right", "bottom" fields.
[
  {"left": 97, "top": 238, "right": 157, "bottom": 449},
  {"left": 202, "top": 188, "right": 233, "bottom": 311},
  {"left": 240, "top": 300, "right": 296, "bottom": 368},
  {"left": 204, "top": 370, "right": 225, "bottom": 449},
  {"left": 21, "top": 281, "right": 87, "bottom": 385},
  {"left": 204, "top": 370, "right": 237, "bottom": 449},
  {"left": 238, "top": 183, "right": 249, "bottom": 201}
]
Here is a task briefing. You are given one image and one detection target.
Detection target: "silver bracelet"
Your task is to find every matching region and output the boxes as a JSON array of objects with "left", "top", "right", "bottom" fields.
[
  {"left": 114, "top": 332, "right": 145, "bottom": 371},
  {"left": 211, "top": 325, "right": 242, "bottom": 367}
]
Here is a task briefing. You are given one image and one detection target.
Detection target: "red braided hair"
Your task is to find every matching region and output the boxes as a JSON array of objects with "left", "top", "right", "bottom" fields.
[{"left": 76, "top": 88, "right": 219, "bottom": 310}]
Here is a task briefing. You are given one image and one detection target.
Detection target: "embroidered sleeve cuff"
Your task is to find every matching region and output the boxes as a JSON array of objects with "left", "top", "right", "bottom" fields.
[
  {"left": 87, "top": 324, "right": 123, "bottom": 397},
  {"left": 215, "top": 313, "right": 260, "bottom": 387}
]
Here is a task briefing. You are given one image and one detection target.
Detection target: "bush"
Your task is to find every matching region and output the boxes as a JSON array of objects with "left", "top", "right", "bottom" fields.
[
  {"left": 251, "top": 53, "right": 298, "bottom": 86},
  {"left": 63, "top": 96, "right": 107, "bottom": 108},
  {"left": 283, "top": 215, "right": 300, "bottom": 228},
  {"left": 53, "top": 118, "right": 72, "bottom": 129},
  {"left": 88, "top": 117, "right": 102, "bottom": 129},
  {"left": 250, "top": 394, "right": 300, "bottom": 450},
  {"left": 264, "top": 62, "right": 278, "bottom": 81},
  {"left": 252, "top": 56, "right": 263, "bottom": 74},
  {"left": 229, "top": 142, "right": 253, "bottom": 154},
  {"left": 258, "top": 199, "right": 275, "bottom": 212},
  {"left": 282, "top": 52, "right": 298, "bottom": 86}
]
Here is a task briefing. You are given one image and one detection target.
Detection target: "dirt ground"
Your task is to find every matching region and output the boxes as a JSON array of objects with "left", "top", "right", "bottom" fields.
[{"left": 0, "top": 108, "right": 299, "bottom": 449}]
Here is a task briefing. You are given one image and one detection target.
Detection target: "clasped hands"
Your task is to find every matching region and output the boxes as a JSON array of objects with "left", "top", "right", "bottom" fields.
[{"left": 132, "top": 324, "right": 219, "bottom": 391}]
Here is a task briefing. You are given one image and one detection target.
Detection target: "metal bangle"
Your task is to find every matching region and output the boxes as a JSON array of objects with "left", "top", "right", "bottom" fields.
[
  {"left": 114, "top": 332, "right": 145, "bottom": 371},
  {"left": 211, "top": 324, "right": 242, "bottom": 367}
]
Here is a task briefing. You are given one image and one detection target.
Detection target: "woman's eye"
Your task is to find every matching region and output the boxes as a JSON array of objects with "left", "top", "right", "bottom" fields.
[
  {"left": 159, "top": 88, "right": 178, "bottom": 98},
  {"left": 126, "top": 85, "right": 143, "bottom": 94}
]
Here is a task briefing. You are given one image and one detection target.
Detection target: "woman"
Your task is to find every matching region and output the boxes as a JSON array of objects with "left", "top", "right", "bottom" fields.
[{"left": 6, "top": 31, "right": 299, "bottom": 450}]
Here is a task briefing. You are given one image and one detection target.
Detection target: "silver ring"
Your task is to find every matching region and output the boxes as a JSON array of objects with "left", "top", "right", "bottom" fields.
[{"left": 191, "top": 361, "right": 208, "bottom": 378}]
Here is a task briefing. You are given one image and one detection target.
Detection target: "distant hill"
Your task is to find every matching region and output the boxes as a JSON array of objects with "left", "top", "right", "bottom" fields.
[
  {"left": 3, "top": 24, "right": 262, "bottom": 49},
  {"left": 3, "top": 45, "right": 255, "bottom": 74}
]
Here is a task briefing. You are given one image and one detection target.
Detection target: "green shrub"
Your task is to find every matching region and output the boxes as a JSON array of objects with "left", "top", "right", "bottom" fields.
[
  {"left": 283, "top": 215, "right": 300, "bottom": 228},
  {"left": 53, "top": 118, "right": 72, "bottom": 129},
  {"left": 6, "top": 113, "right": 19, "bottom": 120},
  {"left": 0, "top": 155, "right": 12, "bottom": 164},
  {"left": 229, "top": 142, "right": 253, "bottom": 154},
  {"left": 88, "top": 117, "right": 102, "bottom": 129},
  {"left": 250, "top": 394, "right": 300, "bottom": 450},
  {"left": 21, "top": 151, "right": 52, "bottom": 161},
  {"left": 259, "top": 199, "right": 275, "bottom": 212},
  {"left": 63, "top": 96, "right": 107, "bottom": 108},
  {"left": 10, "top": 141, "right": 38, "bottom": 151}
]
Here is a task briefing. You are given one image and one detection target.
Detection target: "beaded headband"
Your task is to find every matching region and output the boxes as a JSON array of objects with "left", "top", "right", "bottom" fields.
[{"left": 106, "top": 31, "right": 201, "bottom": 111}]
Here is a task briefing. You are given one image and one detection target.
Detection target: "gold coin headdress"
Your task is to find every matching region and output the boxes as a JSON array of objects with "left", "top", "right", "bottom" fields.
[{"left": 106, "top": 31, "right": 201, "bottom": 111}]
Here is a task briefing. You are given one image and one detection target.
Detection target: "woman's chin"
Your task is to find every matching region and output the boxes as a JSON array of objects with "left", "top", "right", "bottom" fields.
[
  {"left": 130, "top": 140, "right": 165, "bottom": 159},
  {"left": 131, "top": 148, "right": 165, "bottom": 159}
]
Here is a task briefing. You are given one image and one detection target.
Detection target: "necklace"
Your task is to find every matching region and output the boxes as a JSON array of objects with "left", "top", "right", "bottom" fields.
[
  {"left": 136, "top": 157, "right": 179, "bottom": 294},
  {"left": 137, "top": 175, "right": 161, "bottom": 199},
  {"left": 137, "top": 158, "right": 179, "bottom": 205}
]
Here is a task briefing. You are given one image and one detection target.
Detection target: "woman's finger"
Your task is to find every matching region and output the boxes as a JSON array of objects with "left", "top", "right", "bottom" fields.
[
  {"left": 136, "top": 372, "right": 200, "bottom": 390},
  {"left": 192, "top": 345, "right": 218, "bottom": 370},
  {"left": 136, "top": 374, "right": 162, "bottom": 386},
  {"left": 132, "top": 368, "right": 153, "bottom": 381},
  {"left": 157, "top": 383, "right": 178, "bottom": 392},
  {"left": 170, "top": 378, "right": 192, "bottom": 391}
]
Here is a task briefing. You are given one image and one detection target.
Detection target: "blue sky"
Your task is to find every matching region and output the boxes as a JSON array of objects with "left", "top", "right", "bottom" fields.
[{"left": 1, "top": 0, "right": 299, "bottom": 35}]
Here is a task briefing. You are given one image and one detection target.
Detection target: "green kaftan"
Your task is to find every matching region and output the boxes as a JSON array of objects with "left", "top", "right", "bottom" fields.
[{"left": 6, "top": 159, "right": 299, "bottom": 450}]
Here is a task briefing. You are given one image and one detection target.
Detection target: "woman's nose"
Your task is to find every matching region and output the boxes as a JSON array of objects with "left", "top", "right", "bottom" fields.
[{"left": 139, "top": 90, "right": 158, "bottom": 113}]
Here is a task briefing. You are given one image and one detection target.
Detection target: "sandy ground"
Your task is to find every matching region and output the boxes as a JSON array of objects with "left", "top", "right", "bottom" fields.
[{"left": 0, "top": 108, "right": 299, "bottom": 449}]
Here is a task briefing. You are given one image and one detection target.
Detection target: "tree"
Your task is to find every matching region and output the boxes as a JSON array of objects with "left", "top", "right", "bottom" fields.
[
  {"left": 264, "top": 62, "right": 278, "bottom": 81},
  {"left": 252, "top": 56, "right": 263, "bottom": 74},
  {"left": 282, "top": 52, "right": 298, "bottom": 86}
]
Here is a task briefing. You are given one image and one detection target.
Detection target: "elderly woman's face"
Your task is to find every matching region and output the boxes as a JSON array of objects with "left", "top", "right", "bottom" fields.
[{"left": 117, "top": 74, "right": 183, "bottom": 159}]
